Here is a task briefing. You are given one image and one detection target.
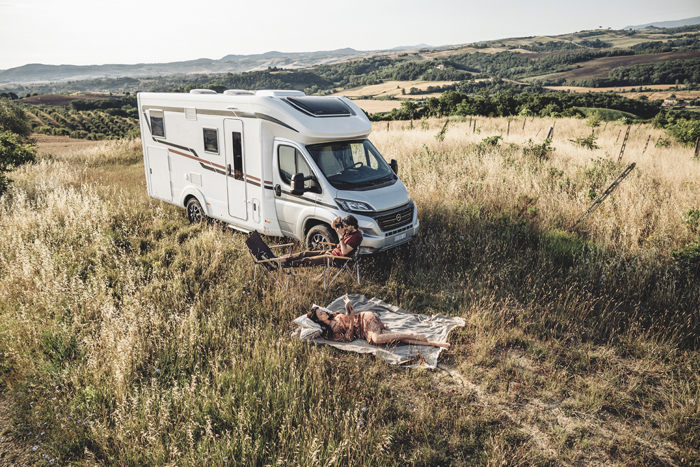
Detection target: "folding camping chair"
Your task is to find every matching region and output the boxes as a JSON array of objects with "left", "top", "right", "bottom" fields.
[
  {"left": 317, "top": 242, "right": 361, "bottom": 290},
  {"left": 245, "top": 230, "right": 294, "bottom": 289},
  {"left": 246, "top": 231, "right": 340, "bottom": 290}
]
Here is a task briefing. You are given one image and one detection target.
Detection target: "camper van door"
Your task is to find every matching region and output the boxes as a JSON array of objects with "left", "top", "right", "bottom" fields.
[
  {"left": 223, "top": 119, "right": 247, "bottom": 220},
  {"left": 273, "top": 141, "right": 318, "bottom": 238}
]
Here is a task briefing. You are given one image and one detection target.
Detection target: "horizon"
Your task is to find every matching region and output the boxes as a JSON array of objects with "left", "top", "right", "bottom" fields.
[{"left": 0, "top": 0, "right": 699, "bottom": 71}]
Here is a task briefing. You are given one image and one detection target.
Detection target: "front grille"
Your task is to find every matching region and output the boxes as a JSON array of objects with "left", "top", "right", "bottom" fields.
[{"left": 374, "top": 203, "right": 414, "bottom": 232}]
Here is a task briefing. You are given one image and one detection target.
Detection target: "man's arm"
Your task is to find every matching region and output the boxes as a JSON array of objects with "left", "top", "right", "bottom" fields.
[{"left": 339, "top": 231, "right": 362, "bottom": 256}]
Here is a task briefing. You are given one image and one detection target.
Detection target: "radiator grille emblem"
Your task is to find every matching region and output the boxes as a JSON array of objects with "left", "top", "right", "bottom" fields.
[{"left": 396, "top": 214, "right": 401, "bottom": 222}]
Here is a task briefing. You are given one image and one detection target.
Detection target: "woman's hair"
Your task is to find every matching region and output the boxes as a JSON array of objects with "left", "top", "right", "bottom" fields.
[{"left": 307, "top": 306, "right": 335, "bottom": 339}]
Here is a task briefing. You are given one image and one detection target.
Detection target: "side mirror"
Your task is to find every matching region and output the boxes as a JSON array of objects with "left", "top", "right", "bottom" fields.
[
  {"left": 390, "top": 159, "right": 398, "bottom": 175},
  {"left": 291, "top": 173, "right": 305, "bottom": 196}
]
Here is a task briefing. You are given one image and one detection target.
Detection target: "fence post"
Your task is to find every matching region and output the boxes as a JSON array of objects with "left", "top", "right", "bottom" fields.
[
  {"left": 642, "top": 135, "right": 651, "bottom": 154},
  {"left": 522, "top": 119, "right": 526, "bottom": 130},
  {"left": 507, "top": 120, "right": 510, "bottom": 136},
  {"left": 615, "top": 129, "right": 622, "bottom": 144},
  {"left": 695, "top": 137, "right": 700, "bottom": 158},
  {"left": 546, "top": 127, "right": 554, "bottom": 139},
  {"left": 618, "top": 125, "right": 631, "bottom": 162}
]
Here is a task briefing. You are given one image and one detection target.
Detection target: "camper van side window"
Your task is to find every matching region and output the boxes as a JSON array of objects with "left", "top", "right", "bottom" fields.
[
  {"left": 278, "top": 146, "right": 296, "bottom": 185},
  {"left": 232, "top": 132, "right": 243, "bottom": 181},
  {"left": 278, "top": 145, "right": 313, "bottom": 189},
  {"left": 150, "top": 110, "right": 165, "bottom": 137},
  {"left": 203, "top": 128, "right": 219, "bottom": 154}
]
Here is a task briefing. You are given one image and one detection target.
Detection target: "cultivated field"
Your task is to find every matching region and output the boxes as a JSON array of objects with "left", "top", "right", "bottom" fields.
[
  {"left": 19, "top": 93, "right": 124, "bottom": 108},
  {"left": 0, "top": 118, "right": 699, "bottom": 465}
]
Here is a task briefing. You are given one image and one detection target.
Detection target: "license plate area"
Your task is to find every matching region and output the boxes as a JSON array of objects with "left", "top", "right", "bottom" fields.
[{"left": 393, "top": 233, "right": 407, "bottom": 242}]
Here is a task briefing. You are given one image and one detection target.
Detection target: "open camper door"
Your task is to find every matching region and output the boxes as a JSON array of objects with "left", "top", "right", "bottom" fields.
[{"left": 223, "top": 119, "right": 247, "bottom": 220}]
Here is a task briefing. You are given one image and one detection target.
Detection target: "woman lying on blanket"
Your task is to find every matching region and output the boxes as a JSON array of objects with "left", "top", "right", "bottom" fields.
[{"left": 307, "top": 298, "right": 450, "bottom": 349}]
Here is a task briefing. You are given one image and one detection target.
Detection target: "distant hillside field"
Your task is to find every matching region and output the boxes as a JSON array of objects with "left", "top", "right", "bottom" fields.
[
  {"left": 19, "top": 93, "right": 123, "bottom": 107},
  {"left": 530, "top": 50, "right": 700, "bottom": 82},
  {"left": 545, "top": 84, "right": 679, "bottom": 93},
  {"left": 333, "top": 80, "right": 460, "bottom": 98},
  {"left": 575, "top": 106, "right": 640, "bottom": 120}
]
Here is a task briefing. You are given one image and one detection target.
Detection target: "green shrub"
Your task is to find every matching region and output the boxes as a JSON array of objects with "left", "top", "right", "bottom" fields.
[
  {"left": 682, "top": 209, "right": 700, "bottom": 234},
  {"left": 0, "top": 130, "right": 36, "bottom": 193},
  {"left": 569, "top": 134, "right": 600, "bottom": 150},
  {"left": 0, "top": 98, "right": 33, "bottom": 139},
  {"left": 523, "top": 138, "right": 555, "bottom": 160},
  {"left": 665, "top": 118, "right": 700, "bottom": 145}
]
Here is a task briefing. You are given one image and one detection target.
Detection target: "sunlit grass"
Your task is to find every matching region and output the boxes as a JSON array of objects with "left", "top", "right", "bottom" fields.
[{"left": 0, "top": 119, "right": 698, "bottom": 465}]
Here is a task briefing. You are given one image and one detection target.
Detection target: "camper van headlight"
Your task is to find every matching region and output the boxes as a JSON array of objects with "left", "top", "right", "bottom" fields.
[{"left": 335, "top": 199, "right": 375, "bottom": 213}]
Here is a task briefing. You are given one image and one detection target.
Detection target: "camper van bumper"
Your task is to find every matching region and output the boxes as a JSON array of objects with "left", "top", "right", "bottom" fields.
[{"left": 357, "top": 218, "right": 420, "bottom": 254}]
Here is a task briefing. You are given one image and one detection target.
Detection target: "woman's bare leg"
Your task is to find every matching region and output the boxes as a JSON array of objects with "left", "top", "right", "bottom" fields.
[
  {"left": 366, "top": 331, "right": 449, "bottom": 349},
  {"left": 399, "top": 338, "right": 450, "bottom": 349}
]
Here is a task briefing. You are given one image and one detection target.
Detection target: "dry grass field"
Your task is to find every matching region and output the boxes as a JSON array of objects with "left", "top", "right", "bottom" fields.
[
  {"left": 0, "top": 118, "right": 699, "bottom": 465},
  {"left": 33, "top": 134, "right": 107, "bottom": 157},
  {"left": 334, "top": 80, "right": 459, "bottom": 98}
]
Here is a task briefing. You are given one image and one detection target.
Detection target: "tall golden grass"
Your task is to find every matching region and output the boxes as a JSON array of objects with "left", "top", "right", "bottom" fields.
[{"left": 0, "top": 120, "right": 698, "bottom": 465}]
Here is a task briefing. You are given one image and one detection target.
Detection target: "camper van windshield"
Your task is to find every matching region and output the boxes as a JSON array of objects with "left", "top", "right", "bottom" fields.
[{"left": 306, "top": 140, "right": 396, "bottom": 191}]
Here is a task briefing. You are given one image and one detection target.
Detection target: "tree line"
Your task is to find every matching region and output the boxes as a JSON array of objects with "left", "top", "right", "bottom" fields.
[{"left": 372, "top": 89, "right": 663, "bottom": 121}]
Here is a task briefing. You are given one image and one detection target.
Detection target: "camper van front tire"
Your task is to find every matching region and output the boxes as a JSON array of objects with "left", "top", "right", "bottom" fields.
[
  {"left": 306, "top": 225, "right": 336, "bottom": 251},
  {"left": 186, "top": 198, "right": 205, "bottom": 224}
]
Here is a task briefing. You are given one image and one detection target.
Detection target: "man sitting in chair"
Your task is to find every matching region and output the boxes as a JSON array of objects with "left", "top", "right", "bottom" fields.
[{"left": 283, "top": 215, "right": 362, "bottom": 268}]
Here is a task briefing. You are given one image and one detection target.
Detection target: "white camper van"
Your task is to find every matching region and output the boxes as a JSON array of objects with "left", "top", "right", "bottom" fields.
[{"left": 137, "top": 89, "right": 419, "bottom": 253}]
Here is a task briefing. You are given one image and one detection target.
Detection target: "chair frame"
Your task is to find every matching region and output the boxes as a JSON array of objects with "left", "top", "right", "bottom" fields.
[
  {"left": 318, "top": 242, "right": 361, "bottom": 290},
  {"left": 251, "top": 243, "right": 294, "bottom": 289},
  {"left": 246, "top": 231, "right": 360, "bottom": 291}
]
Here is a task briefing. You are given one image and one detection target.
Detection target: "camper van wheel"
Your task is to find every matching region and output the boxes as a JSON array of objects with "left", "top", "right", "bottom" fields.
[
  {"left": 186, "top": 198, "right": 205, "bottom": 224},
  {"left": 306, "top": 225, "right": 336, "bottom": 251}
]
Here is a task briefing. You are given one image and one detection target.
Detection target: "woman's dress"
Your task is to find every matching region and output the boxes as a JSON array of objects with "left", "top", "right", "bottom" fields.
[{"left": 327, "top": 312, "right": 386, "bottom": 343}]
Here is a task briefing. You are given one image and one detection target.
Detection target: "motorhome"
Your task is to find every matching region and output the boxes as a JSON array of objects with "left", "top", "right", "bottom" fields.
[{"left": 137, "top": 89, "right": 419, "bottom": 253}]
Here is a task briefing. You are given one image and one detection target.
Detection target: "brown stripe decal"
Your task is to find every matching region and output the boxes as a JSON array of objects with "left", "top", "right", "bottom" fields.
[
  {"left": 168, "top": 148, "right": 265, "bottom": 187},
  {"left": 169, "top": 148, "right": 226, "bottom": 171}
]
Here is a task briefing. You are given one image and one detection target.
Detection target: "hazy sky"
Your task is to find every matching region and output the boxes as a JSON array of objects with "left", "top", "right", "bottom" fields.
[{"left": 1, "top": 0, "right": 699, "bottom": 70}]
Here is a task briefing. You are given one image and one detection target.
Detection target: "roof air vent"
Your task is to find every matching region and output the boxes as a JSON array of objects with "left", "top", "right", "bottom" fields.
[
  {"left": 256, "top": 90, "right": 306, "bottom": 97},
  {"left": 224, "top": 89, "right": 255, "bottom": 96},
  {"left": 189, "top": 89, "right": 217, "bottom": 94}
]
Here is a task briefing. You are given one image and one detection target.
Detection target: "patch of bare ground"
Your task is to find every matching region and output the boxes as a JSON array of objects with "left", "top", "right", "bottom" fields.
[
  {"left": 33, "top": 134, "right": 105, "bottom": 157},
  {"left": 434, "top": 349, "right": 682, "bottom": 466}
]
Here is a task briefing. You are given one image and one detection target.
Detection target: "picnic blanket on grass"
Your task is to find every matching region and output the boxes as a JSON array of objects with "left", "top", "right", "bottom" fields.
[{"left": 292, "top": 294, "right": 465, "bottom": 369}]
